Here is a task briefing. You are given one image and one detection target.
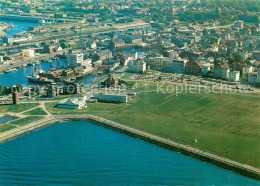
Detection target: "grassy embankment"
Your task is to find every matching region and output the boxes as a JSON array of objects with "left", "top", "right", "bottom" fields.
[
  {"left": 45, "top": 82, "right": 260, "bottom": 168},
  {"left": 24, "top": 108, "right": 47, "bottom": 116},
  {"left": 0, "top": 103, "right": 40, "bottom": 132}
]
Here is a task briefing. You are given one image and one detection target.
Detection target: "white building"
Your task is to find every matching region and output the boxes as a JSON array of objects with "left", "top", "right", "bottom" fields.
[
  {"left": 94, "top": 94, "right": 128, "bottom": 103},
  {"left": 57, "top": 97, "right": 87, "bottom": 109},
  {"left": 0, "top": 56, "right": 3, "bottom": 63},
  {"left": 127, "top": 59, "right": 146, "bottom": 73},
  {"left": 24, "top": 49, "right": 35, "bottom": 58},
  {"left": 228, "top": 71, "right": 240, "bottom": 82},
  {"left": 69, "top": 53, "right": 84, "bottom": 68}
]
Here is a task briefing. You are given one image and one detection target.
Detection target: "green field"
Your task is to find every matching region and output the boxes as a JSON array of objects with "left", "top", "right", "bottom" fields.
[
  {"left": 24, "top": 108, "right": 47, "bottom": 115},
  {"left": 0, "top": 103, "right": 39, "bottom": 113},
  {"left": 45, "top": 85, "right": 260, "bottom": 168},
  {"left": 0, "top": 124, "right": 16, "bottom": 133}
]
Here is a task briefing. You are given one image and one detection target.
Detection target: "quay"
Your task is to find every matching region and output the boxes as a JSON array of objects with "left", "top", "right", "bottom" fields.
[{"left": 0, "top": 114, "right": 259, "bottom": 180}]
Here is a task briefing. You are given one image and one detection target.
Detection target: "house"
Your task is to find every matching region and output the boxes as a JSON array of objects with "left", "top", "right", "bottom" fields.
[
  {"left": 92, "top": 49, "right": 112, "bottom": 61},
  {"left": 86, "top": 40, "right": 97, "bottom": 49},
  {"left": 228, "top": 71, "right": 240, "bottom": 82},
  {"left": 185, "top": 62, "right": 202, "bottom": 75},
  {"left": 127, "top": 59, "right": 146, "bottom": 73},
  {"left": 124, "top": 35, "right": 143, "bottom": 44},
  {"left": 213, "top": 63, "right": 230, "bottom": 79},
  {"left": 57, "top": 97, "right": 86, "bottom": 109},
  {"left": 109, "top": 38, "right": 125, "bottom": 49},
  {"left": 201, "top": 64, "right": 211, "bottom": 75}
]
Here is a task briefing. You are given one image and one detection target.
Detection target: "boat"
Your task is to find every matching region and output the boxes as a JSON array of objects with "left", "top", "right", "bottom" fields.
[{"left": 27, "top": 75, "right": 54, "bottom": 84}]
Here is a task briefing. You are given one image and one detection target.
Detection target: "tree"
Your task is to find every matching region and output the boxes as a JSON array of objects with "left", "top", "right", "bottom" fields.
[
  {"left": 234, "top": 53, "right": 243, "bottom": 62},
  {"left": 202, "top": 29, "right": 209, "bottom": 36}
]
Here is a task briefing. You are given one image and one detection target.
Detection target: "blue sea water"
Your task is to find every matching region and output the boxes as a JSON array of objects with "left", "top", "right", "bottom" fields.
[
  {"left": 0, "top": 116, "right": 14, "bottom": 125},
  {"left": 0, "top": 121, "right": 258, "bottom": 185},
  {"left": 0, "top": 20, "right": 37, "bottom": 36}
]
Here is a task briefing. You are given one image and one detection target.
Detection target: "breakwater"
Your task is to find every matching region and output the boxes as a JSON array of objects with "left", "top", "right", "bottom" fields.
[{"left": 0, "top": 114, "right": 259, "bottom": 180}]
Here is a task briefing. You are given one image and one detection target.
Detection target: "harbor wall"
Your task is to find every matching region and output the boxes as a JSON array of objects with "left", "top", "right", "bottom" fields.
[{"left": 81, "top": 116, "right": 260, "bottom": 181}]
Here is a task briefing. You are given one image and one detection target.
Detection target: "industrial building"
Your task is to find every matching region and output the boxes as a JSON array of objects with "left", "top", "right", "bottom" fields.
[{"left": 94, "top": 94, "right": 128, "bottom": 103}]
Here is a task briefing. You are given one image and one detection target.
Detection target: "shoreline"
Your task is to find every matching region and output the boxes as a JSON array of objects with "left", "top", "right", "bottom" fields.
[{"left": 0, "top": 114, "right": 259, "bottom": 180}]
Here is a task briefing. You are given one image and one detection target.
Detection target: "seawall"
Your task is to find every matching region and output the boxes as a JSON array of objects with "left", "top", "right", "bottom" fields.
[{"left": 0, "top": 114, "right": 259, "bottom": 180}]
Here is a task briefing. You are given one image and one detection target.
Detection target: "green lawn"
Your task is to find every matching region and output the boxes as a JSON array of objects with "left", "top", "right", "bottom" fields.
[
  {"left": 45, "top": 86, "right": 260, "bottom": 168},
  {"left": 0, "top": 103, "right": 39, "bottom": 113},
  {"left": 0, "top": 124, "right": 16, "bottom": 133},
  {"left": 10, "top": 116, "right": 44, "bottom": 126},
  {"left": 24, "top": 108, "right": 47, "bottom": 115}
]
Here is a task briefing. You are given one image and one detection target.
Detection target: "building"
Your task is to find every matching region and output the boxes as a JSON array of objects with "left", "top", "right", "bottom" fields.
[
  {"left": 92, "top": 49, "right": 113, "bottom": 61},
  {"left": 185, "top": 62, "right": 202, "bottom": 75},
  {"left": 57, "top": 97, "right": 86, "bottom": 109},
  {"left": 124, "top": 35, "right": 143, "bottom": 44},
  {"left": 69, "top": 53, "right": 84, "bottom": 68},
  {"left": 242, "top": 66, "right": 253, "bottom": 77},
  {"left": 24, "top": 49, "right": 35, "bottom": 58},
  {"left": 248, "top": 72, "right": 258, "bottom": 84},
  {"left": 228, "top": 71, "right": 240, "bottom": 82},
  {"left": 213, "top": 63, "right": 230, "bottom": 79},
  {"left": 148, "top": 56, "right": 167, "bottom": 71},
  {"left": 109, "top": 38, "right": 125, "bottom": 49},
  {"left": 248, "top": 71, "right": 260, "bottom": 84},
  {"left": 0, "top": 56, "right": 3, "bottom": 63},
  {"left": 86, "top": 40, "right": 97, "bottom": 49},
  {"left": 103, "top": 73, "right": 119, "bottom": 88},
  {"left": 127, "top": 59, "right": 146, "bottom": 73},
  {"left": 94, "top": 94, "right": 128, "bottom": 103},
  {"left": 42, "top": 45, "right": 54, "bottom": 54},
  {"left": 201, "top": 64, "right": 211, "bottom": 75},
  {"left": 171, "top": 59, "right": 188, "bottom": 74}
]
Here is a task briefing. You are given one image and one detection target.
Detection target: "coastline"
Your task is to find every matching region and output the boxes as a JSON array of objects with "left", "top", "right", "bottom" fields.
[{"left": 0, "top": 114, "right": 259, "bottom": 180}]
